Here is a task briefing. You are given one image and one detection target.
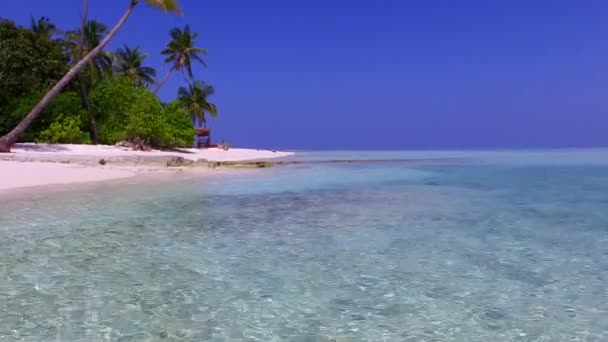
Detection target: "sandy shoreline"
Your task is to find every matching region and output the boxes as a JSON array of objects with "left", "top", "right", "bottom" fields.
[
  {"left": 0, "top": 161, "right": 137, "bottom": 191},
  {"left": 0, "top": 143, "right": 293, "bottom": 192}
]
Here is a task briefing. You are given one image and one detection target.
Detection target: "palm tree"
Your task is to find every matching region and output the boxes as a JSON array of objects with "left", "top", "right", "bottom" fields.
[
  {"left": 114, "top": 44, "right": 157, "bottom": 86},
  {"left": 30, "top": 16, "right": 57, "bottom": 39},
  {"left": 154, "top": 25, "right": 208, "bottom": 93},
  {"left": 0, "top": 0, "right": 182, "bottom": 153},
  {"left": 65, "top": 20, "right": 116, "bottom": 143},
  {"left": 178, "top": 81, "right": 217, "bottom": 127},
  {"left": 66, "top": 20, "right": 115, "bottom": 82}
]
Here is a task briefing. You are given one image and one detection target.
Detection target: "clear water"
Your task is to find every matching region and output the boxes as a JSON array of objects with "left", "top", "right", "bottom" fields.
[{"left": 2, "top": 150, "right": 608, "bottom": 341}]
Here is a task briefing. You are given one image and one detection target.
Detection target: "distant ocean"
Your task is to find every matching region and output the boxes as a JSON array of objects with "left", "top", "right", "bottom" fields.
[{"left": 2, "top": 149, "right": 608, "bottom": 341}]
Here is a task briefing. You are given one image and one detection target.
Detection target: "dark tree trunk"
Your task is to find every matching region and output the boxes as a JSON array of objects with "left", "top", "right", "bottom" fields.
[
  {"left": 79, "top": 0, "right": 89, "bottom": 58},
  {"left": 0, "top": 1, "right": 138, "bottom": 153},
  {"left": 88, "top": 109, "right": 100, "bottom": 144},
  {"left": 78, "top": 0, "right": 100, "bottom": 144},
  {"left": 77, "top": 79, "right": 100, "bottom": 144},
  {"left": 0, "top": 139, "right": 10, "bottom": 154}
]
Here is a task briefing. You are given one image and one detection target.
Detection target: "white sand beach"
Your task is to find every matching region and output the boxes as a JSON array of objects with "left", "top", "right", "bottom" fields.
[
  {"left": 0, "top": 161, "right": 135, "bottom": 191},
  {"left": 0, "top": 143, "right": 293, "bottom": 191},
  {"left": 8, "top": 143, "right": 292, "bottom": 162}
]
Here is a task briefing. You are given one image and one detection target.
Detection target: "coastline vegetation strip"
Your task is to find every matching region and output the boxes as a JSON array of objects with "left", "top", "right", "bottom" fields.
[{"left": 0, "top": 4, "right": 217, "bottom": 153}]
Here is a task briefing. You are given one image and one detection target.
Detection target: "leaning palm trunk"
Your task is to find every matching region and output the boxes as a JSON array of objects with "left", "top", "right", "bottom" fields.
[
  {"left": 154, "top": 69, "right": 173, "bottom": 94},
  {"left": 0, "top": 1, "right": 138, "bottom": 153}
]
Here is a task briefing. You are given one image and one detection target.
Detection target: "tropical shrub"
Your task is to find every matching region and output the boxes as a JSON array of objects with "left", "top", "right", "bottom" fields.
[
  {"left": 37, "top": 116, "right": 91, "bottom": 144},
  {"left": 0, "top": 19, "right": 67, "bottom": 107},
  {"left": 0, "top": 91, "right": 86, "bottom": 141},
  {"left": 91, "top": 76, "right": 193, "bottom": 148},
  {"left": 159, "top": 100, "right": 195, "bottom": 147},
  {"left": 0, "top": 19, "right": 70, "bottom": 139}
]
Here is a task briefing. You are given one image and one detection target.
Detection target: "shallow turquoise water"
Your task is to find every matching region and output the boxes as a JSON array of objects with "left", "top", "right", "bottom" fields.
[{"left": 2, "top": 150, "right": 608, "bottom": 341}]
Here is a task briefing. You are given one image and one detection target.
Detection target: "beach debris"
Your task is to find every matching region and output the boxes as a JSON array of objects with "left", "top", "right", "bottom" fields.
[
  {"left": 255, "top": 161, "right": 272, "bottom": 168},
  {"left": 115, "top": 139, "right": 152, "bottom": 151},
  {"left": 166, "top": 156, "right": 194, "bottom": 167},
  {"left": 211, "top": 160, "right": 273, "bottom": 168},
  {"left": 98, "top": 158, "right": 106, "bottom": 165},
  {"left": 115, "top": 140, "right": 135, "bottom": 149}
]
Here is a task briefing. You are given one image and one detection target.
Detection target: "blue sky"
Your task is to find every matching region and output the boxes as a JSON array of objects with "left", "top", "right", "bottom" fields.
[{"left": 2, "top": 0, "right": 608, "bottom": 150}]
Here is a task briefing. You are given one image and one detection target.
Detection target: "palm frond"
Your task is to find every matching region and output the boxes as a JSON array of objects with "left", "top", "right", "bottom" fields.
[
  {"left": 204, "top": 103, "right": 217, "bottom": 117},
  {"left": 144, "top": 0, "right": 183, "bottom": 15},
  {"left": 177, "top": 80, "right": 218, "bottom": 124},
  {"left": 114, "top": 44, "right": 156, "bottom": 86},
  {"left": 189, "top": 47, "right": 208, "bottom": 55},
  {"left": 190, "top": 54, "right": 208, "bottom": 68},
  {"left": 186, "top": 59, "right": 194, "bottom": 78}
]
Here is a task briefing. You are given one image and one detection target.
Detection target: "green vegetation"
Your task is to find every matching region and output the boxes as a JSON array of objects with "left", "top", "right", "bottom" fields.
[
  {"left": 178, "top": 81, "right": 217, "bottom": 127},
  {"left": 155, "top": 25, "right": 208, "bottom": 93},
  {"left": 0, "top": 0, "right": 219, "bottom": 152},
  {"left": 37, "top": 116, "right": 91, "bottom": 144},
  {"left": 91, "top": 76, "right": 193, "bottom": 148},
  {"left": 0, "top": 19, "right": 66, "bottom": 111},
  {"left": 114, "top": 45, "right": 157, "bottom": 87}
]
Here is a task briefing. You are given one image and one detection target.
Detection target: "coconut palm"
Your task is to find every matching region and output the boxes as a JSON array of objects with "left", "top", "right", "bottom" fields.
[
  {"left": 30, "top": 16, "right": 57, "bottom": 39},
  {"left": 178, "top": 81, "right": 217, "bottom": 127},
  {"left": 114, "top": 44, "right": 157, "bottom": 86},
  {"left": 154, "top": 25, "right": 208, "bottom": 93},
  {"left": 66, "top": 20, "right": 115, "bottom": 82},
  {"left": 64, "top": 20, "right": 116, "bottom": 143},
  {"left": 0, "top": 0, "right": 182, "bottom": 153}
]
